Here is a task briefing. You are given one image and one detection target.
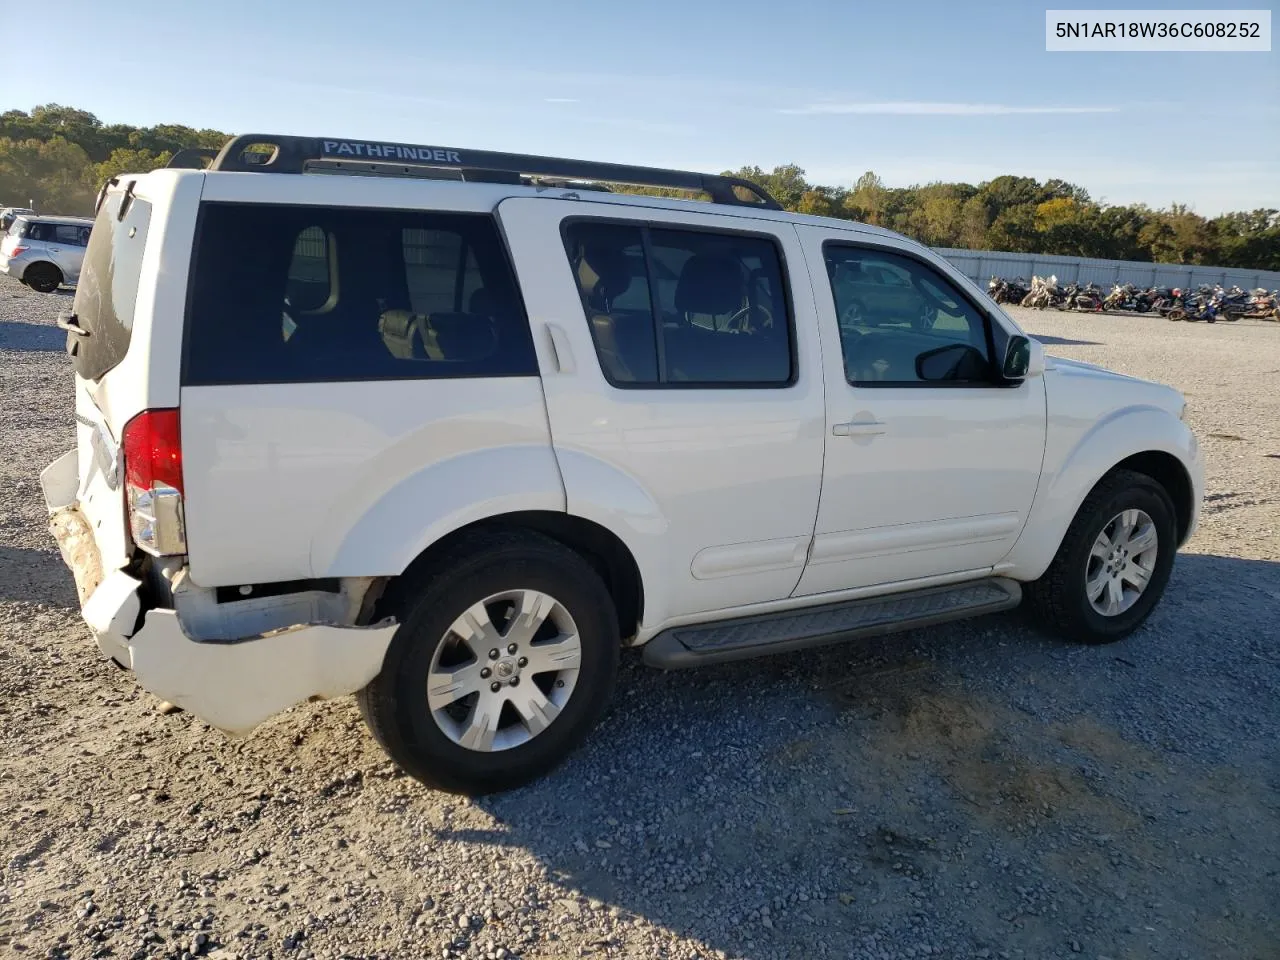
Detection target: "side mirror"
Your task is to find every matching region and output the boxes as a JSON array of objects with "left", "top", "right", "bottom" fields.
[
  {"left": 1002, "top": 335, "right": 1045, "bottom": 380},
  {"left": 915, "top": 342, "right": 989, "bottom": 381}
]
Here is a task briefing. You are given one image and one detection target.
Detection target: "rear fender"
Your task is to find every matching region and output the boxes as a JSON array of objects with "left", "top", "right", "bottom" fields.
[
  {"left": 312, "top": 445, "right": 566, "bottom": 577},
  {"left": 552, "top": 448, "right": 670, "bottom": 629}
]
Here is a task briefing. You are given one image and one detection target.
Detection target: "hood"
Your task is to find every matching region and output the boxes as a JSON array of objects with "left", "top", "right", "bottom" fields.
[
  {"left": 1045, "top": 354, "right": 1145, "bottom": 383},
  {"left": 1045, "top": 354, "right": 1185, "bottom": 418}
]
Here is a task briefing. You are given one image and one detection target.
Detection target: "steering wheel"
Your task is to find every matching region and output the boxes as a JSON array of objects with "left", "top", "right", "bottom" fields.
[
  {"left": 839, "top": 299, "right": 865, "bottom": 329},
  {"left": 912, "top": 300, "right": 937, "bottom": 331},
  {"left": 724, "top": 303, "right": 773, "bottom": 333}
]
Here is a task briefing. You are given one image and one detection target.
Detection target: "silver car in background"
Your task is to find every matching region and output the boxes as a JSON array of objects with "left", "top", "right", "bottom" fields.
[{"left": 1, "top": 214, "right": 94, "bottom": 292}]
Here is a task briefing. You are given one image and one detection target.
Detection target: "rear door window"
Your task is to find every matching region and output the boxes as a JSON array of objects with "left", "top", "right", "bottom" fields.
[
  {"left": 183, "top": 204, "right": 536, "bottom": 385},
  {"left": 54, "top": 224, "right": 90, "bottom": 246},
  {"left": 563, "top": 221, "right": 794, "bottom": 386},
  {"left": 70, "top": 194, "right": 153, "bottom": 382}
]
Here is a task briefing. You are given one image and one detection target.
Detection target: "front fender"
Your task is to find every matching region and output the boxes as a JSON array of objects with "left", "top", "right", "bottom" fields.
[
  {"left": 313, "top": 445, "right": 566, "bottom": 577},
  {"left": 1002, "top": 405, "right": 1202, "bottom": 579}
]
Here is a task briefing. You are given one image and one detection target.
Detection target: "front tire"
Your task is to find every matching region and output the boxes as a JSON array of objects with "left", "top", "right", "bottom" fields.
[
  {"left": 1026, "top": 469, "right": 1177, "bottom": 644},
  {"left": 358, "top": 529, "right": 620, "bottom": 794}
]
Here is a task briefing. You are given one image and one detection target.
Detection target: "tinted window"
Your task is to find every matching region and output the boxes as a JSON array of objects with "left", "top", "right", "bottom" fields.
[
  {"left": 825, "top": 245, "right": 993, "bottom": 386},
  {"left": 285, "top": 226, "right": 332, "bottom": 315},
  {"left": 184, "top": 204, "right": 535, "bottom": 385},
  {"left": 564, "top": 221, "right": 792, "bottom": 386},
  {"left": 54, "top": 224, "right": 90, "bottom": 246},
  {"left": 70, "top": 196, "right": 153, "bottom": 381},
  {"left": 24, "top": 221, "right": 54, "bottom": 241}
]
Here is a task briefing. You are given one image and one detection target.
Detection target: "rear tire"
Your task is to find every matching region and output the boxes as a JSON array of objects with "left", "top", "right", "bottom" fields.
[
  {"left": 25, "top": 262, "right": 61, "bottom": 294},
  {"left": 1025, "top": 469, "right": 1177, "bottom": 644},
  {"left": 357, "top": 529, "right": 620, "bottom": 794}
]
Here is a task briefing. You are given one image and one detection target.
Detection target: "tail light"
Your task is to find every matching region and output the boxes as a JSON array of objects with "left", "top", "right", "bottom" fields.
[
  {"left": 121, "top": 409, "right": 187, "bottom": 556},
  {"left": 7, "top": 245, "right": 27, "bottom": 256}
]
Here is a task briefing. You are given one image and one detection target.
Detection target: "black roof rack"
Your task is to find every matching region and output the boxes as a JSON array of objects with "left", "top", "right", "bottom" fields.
[
  {"left": 167, "top": 147, "right": 218, "bottom": 170},
  {"left": 194, "top": 134, "right": 780, "bottom": 210}
]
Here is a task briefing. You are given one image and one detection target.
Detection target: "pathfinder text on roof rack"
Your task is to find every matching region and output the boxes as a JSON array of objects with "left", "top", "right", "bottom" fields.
[{"left": 322, "top": 141, "right": 462, "bottom": 163}]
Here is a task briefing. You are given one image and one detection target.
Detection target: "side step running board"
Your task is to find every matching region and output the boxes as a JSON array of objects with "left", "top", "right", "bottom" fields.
[{"left": 643, "top": 577, "right": 1022, "bottom": 669}]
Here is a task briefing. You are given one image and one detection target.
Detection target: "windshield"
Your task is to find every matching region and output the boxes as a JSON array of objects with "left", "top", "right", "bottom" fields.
[{"left": 69, "top": 192, "right": 153, "bottom": 381}]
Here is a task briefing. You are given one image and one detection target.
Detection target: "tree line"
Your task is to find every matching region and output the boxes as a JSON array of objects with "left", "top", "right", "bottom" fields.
[
  {"left": 3, "top": 104, "right": 1277, "bottom": 271},
  {"left": 727, "top": 165, "right": 1279, "bottom": 272}
]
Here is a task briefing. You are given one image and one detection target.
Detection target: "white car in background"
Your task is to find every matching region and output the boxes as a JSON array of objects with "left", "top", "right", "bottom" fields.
[
  {"left": 1, "top": 214, "right": 94, "bottom": 292},
  {"left": 0, "top": 206, "right": 36, "bottom": 232}
]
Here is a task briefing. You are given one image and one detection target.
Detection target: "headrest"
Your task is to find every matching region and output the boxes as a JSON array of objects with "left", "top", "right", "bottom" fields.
[
  {"left": 675, "top": 254, "right": 745, "bottom": 316},
  {"left": 428, "top": 312, "right": 496, "bottom": 362},
  {"left": 468, "top": 287, "right": 494, "bottom": 316},
  {"left": 576, "top": 242, "right": 631, "bottom": 307}
]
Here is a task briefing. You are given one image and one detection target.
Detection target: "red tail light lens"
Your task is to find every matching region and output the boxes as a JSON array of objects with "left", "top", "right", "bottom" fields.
[
  {"left": 9, "top": 245, "right": 28, "bottom": 256},
  {"left": 123, "top": 409, "right": 184, "bottom": 493},
  {"left": 122, "top": 409, "right": 186, "bottom": 556}
]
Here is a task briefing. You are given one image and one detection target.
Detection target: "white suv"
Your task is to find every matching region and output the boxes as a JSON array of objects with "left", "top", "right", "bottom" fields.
[{"left": 40, "top": 136, "right": 1203, "bottom": 794}]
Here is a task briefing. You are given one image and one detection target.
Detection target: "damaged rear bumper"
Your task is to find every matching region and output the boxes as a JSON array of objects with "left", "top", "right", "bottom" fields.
[{"left": 40, "top": 450, "right": 396, "bottom": 736}]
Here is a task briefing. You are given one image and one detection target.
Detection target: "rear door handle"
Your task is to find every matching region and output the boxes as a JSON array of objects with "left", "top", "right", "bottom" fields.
[
  {"left": 545, "top": 322, "right": 575, "bottom": 373},
  {"left": 832, "top": 420, "right": 886, "bottom": 437}
]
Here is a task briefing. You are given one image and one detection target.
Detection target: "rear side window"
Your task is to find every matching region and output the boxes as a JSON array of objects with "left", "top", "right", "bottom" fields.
[
  {"left": 563, "top": 221, "right": 793, "bottom": 387},
  {"left": 183, "top": 204, "right": 535, "bottom": 385},
  {"left": 70, "top": 194, "right": 154, "bottom": 382},
  {"left": 54, "top": 224, "right": 91, "bottom": 246}
]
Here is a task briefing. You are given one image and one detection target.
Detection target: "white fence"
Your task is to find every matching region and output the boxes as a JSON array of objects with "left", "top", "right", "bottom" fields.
[{"left": 934, "top": 248, "right": 1280, "bottom": 291}]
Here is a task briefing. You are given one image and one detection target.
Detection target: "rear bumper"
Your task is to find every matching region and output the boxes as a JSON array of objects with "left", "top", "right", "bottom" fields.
[
  {"left": 0, "top": 256, "right": 22, "bottom": 279},
  {"left": 41, "top": 450, "right": 396, "bottom": 736}
]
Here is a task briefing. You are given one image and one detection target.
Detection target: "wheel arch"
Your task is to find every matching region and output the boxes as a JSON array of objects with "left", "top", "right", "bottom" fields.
[
  {"left": 1111, "top": 450, "right": 1194, "bottom": 544},
  {"left": 1003, "top": 407, "right": 1201, "bottom": 580},
  {"left": 375, "top": 511, "right": 644, "bottom": 642}
]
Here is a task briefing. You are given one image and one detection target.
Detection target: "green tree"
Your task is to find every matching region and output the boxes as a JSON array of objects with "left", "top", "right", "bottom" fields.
[
  {"left": 93, "top": 147, "right": 174, "bottom": 188},
  {"left": 724, "top": 164, "right": 810, "bottom": 211},
  {"left": 986, "top": 204, "right": 1040, "bottom": 252},
  {"left": 844, "top": 171, "right": 889, "bottom": 225},
  {"left": 958, "top": 196, "right": 991, "bottom": 249},
  {"left": 0, "top": 136, "right": 95, "bottom": 214}
]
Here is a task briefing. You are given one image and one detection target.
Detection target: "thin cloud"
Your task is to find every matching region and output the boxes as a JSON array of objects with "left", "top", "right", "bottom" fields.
[
  {"left": 780, "top": 101, "right": 1119, "bottom": 116},
  {"left": 544, "top": 97, "right": 580, "bottom": 103}
]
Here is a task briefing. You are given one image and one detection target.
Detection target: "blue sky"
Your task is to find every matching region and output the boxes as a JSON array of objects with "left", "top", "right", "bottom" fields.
[{"left": 6, "top": 0, "right": 1277, "bottom": 213}]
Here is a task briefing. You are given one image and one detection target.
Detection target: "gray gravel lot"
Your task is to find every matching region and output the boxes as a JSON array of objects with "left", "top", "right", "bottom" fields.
[{"left": 1, "top": 277, "right": 1277, "bottom": 960}]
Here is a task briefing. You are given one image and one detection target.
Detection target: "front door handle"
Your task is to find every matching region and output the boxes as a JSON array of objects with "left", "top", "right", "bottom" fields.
[{"left": 832, "top": 420, "right": 886, "bottom": 437}]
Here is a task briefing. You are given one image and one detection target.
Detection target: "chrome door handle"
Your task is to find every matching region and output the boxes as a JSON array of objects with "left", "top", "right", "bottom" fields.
[{"left": 832, "top": 420, "right": 886, "bottom": 437}]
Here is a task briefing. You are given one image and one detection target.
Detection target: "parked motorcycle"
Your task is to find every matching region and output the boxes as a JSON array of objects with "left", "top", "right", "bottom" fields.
[
  {"left": 1020, "top": 275, "right": 1062, "bottom": 310},
  {"left": 1242, "top": 288, "right": 1279, "bottom": 320},
  {"left": 1060, "top": 281, "right": 1104, "bottom": 312},
  {"left": 1167, "top": 286, "right": 1224, "bottom": 323},
  {"left": 1103, "top": 283, "right": 1153, "bottom": 313},
  {"left": 1150, "top": 287, "right": 1182, "bottom": 316},
  {"left": 988, "top": 275, "right": 1030, "bottom": 305}
]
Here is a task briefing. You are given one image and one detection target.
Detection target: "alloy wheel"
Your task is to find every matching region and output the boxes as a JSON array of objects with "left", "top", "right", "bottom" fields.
[
  {"left": 1085, "top": 509, "right": 1159, "bottom": 617},
  {"left": 426, "top": 589, "right": 581, "bottom": 752}
]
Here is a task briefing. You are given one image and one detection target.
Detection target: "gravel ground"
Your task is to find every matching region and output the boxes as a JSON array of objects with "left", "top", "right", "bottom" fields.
[{"left": 1, "top": 277, "right": 1277, "bottom": 960}]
